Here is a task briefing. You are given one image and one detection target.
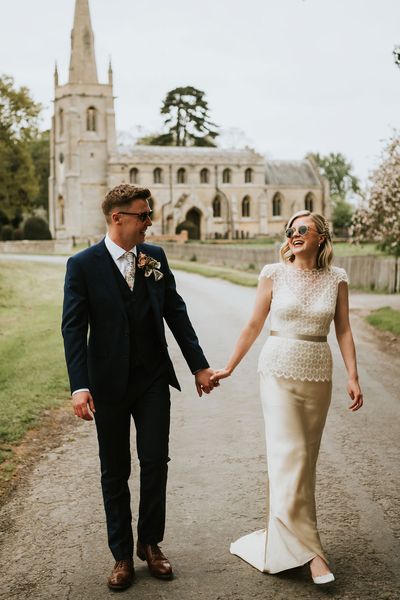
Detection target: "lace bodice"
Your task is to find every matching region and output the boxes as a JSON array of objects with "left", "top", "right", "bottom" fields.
[{"left": 257, "top": 262, "right": 348, "bottom": 382}]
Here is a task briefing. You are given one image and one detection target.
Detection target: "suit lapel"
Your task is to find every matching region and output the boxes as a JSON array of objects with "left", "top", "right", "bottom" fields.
[
  {"left": 94, "top": 239, "right": 127, "bottom": 317},
  {"left": 137, "top": 244, "right": 162, "bottom": 319}
]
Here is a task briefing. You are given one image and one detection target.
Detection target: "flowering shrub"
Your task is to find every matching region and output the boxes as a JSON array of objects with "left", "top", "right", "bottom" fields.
[{"left": 351, "top": 135, "right": 400, "bottom": 256}]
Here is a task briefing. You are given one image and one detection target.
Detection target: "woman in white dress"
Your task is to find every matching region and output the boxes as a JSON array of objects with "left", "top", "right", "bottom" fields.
[{"left": 211, "top": 210, "right": 363, "bottom": 584}]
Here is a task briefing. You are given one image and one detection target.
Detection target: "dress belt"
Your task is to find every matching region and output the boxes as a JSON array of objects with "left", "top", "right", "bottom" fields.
[{"left": 270, "top": 330, "right": 327, "bottom": 343}]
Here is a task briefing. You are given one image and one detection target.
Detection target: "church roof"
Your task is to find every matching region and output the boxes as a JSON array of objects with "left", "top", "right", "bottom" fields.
[
  {"left": 116, "top": 145, "right": 264, "bottom": 165},
  {"left": 265, "top": 160, "right": 320, "bottom": 186}
]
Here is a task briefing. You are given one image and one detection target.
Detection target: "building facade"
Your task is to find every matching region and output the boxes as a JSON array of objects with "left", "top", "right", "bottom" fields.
[{"left": 49, "top": 0, "right": 330, "bottom": 241}]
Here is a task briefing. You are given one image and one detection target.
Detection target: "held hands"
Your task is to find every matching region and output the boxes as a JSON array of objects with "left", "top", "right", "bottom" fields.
[
  {"left": 347, "top": 378, "right": 363, "bottom": 411},
  {"left": 72, "top": 391, "right": 96, "bottom": 420}
]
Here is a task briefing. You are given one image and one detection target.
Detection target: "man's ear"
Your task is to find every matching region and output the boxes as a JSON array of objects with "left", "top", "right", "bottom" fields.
[{"left": 110, "top": 212, "right": 121, "bottom": 225}]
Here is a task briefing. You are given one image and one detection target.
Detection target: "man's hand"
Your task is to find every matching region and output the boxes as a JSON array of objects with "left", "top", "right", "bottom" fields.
[
  {"left": 195, "top": 368, "right": 219, "bottom": 397},
  {"left": 72, "top": 391, "right": 96, "bottom": 421}
]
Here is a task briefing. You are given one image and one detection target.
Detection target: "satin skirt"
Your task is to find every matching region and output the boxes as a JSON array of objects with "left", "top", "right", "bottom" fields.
[{"left": 230, "top": 373, "right": 332, "bottom": 574}]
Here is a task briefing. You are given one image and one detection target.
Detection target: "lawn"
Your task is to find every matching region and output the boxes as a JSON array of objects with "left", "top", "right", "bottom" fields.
[
  {"left": 0, "top": 261, "right": 69, "bottom": 472},
  {"left": 365, "top": 307, "right": 400, "bottom": 336}
]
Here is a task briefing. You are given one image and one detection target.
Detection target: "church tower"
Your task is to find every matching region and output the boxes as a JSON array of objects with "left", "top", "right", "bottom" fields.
[{"left": 49, "top": 0, "right": 116, "bottom": 239}]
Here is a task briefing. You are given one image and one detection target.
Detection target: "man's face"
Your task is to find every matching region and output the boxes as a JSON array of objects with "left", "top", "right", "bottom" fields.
[{"left": 112, "top": 199, "right": 152, "bottom": 245}]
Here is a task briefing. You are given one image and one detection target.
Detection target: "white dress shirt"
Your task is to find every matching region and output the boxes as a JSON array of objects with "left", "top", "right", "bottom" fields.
[{"left": 72, "top": 234, "right": 137, "bottom": 396}]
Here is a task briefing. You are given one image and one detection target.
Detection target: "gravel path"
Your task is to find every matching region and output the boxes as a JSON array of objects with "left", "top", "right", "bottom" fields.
[{"left": 0, "top": 265, "right": 399, "bottom": 599}]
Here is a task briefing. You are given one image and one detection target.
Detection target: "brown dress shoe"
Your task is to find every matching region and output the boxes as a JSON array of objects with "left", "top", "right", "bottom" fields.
[
  {"left": 107, "top": 559, "right": 135, "bottom": 590},
  {"left": 137, "top": 541, "right": 173, "bottom": 580}
]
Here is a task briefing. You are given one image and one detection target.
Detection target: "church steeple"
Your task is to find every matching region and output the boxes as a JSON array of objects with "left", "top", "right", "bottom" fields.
[{"left": 68, "top": 0, "right": 98, "bottom": 83}]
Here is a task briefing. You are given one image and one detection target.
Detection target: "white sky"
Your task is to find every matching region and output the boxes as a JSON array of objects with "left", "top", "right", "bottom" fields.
[{"left": 1, "top": 0, "right": 400, "bottom": 184}]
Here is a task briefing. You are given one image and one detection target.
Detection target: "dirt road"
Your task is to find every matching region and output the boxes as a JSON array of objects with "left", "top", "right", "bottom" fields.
[{"left": 0, "top": 268, "right": 399, "bottom": 599}]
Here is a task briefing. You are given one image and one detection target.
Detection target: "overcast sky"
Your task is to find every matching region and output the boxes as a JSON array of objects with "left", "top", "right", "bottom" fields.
[{"left": 2, "top": 0, "right": 400, "bottom": 184}]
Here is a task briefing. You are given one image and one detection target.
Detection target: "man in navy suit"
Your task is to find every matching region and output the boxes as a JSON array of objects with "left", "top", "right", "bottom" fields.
[{"left": 62, "top": 184, "right": 215, "bottom": 590}]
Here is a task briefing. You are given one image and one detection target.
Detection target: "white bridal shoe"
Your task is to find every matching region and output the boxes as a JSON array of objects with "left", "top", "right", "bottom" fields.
[{"left": 312, "top": 572, "right": 335, "bottom": 585}]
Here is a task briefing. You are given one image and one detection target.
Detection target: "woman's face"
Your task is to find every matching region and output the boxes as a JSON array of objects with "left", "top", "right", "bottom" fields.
[{"left": 287, "top": 215, "right": 324, "bottom": 259}]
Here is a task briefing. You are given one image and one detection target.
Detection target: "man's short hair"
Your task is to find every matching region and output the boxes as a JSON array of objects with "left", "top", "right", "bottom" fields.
[{"left": 102, "top": 184, "right": 152, "bottom": 222}]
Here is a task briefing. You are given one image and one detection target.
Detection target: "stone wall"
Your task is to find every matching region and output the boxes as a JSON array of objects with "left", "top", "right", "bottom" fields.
[
  {"left": 0, "top": 240, "right": 73, "bottom": 254},
  {"left": 159, "top": 242, "right": 399, "bottom": 293}
]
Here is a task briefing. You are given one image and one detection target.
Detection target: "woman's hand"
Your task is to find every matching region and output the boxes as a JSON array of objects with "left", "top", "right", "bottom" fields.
[
  {"left": 347, "top": 378, "right": 363, "bottom": 411},
  {"left": 210, "top": 368, "right": 233, "bottom": 385}
]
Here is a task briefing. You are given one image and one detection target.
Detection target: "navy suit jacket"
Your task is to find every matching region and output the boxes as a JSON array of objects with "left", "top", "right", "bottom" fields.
[{"left": 61, "top": 239, "right": 209, "bottom": 402}]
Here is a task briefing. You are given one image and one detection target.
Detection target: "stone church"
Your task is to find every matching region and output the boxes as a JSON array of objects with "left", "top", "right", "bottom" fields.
[{"left": 49, "top": 0, "right": 330, "bottom": 241}]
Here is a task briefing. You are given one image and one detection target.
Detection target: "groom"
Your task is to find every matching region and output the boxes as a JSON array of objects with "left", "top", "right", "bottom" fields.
[{"left": 62, "top": 184, "right": 215, "bottom": 590}]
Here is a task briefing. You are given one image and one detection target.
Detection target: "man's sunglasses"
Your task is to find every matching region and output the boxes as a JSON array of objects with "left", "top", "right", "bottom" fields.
[
  {"left": 117, "top": 210, "right": 153, "bottom": 223},
  {"left": 285, "top": 224, "right": 318, "bottom": 238}
]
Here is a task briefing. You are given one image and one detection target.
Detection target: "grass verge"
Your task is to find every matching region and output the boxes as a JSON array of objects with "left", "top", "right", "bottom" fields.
[
  {"left": 169, "top": 260, "right": 258, "bottom": 287},
  {"left": 365, "top": 307, "right": 400, "bottom": 336},
  {"left": 0, "top": 261, "right": 69, "bottom": 478}
]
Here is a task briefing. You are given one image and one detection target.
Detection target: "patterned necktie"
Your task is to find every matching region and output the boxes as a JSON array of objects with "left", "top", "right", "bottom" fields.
[{"left": 124, "top": 251, "right": 136, "bottom": 290}]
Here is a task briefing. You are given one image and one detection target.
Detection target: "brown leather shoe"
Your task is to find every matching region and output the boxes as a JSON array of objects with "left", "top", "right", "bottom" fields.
[
  {"left": 107, "top": 559, "right": 135, "bottom": 590},
  {"left": 136, "top": 541, "right": 173, "bottom": 580}
]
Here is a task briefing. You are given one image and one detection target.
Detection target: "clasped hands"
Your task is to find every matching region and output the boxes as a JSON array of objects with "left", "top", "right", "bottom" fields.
[{"left": 195, "top": 366, "right": 232, "bottom": 397}]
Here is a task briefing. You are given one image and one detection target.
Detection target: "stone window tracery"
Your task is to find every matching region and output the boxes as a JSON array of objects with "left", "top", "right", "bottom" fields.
[
  {"left": 129, "top": 167, "right": 139, "bottom": 184},
  {"left": 272, "top": 192, "right": 282, "bottom": 216},
  {"left": 86, "top": 106, "right": 97, "bottom": 131},
  {"left": 242, "top": 195, "right": 251, "bottom": 217},
  {"left": 245, "top": 168, "right": 253, "bottom": 183}
]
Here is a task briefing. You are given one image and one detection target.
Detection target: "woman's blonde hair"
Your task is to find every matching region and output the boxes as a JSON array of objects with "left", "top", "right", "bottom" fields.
[{"left": 279, "top": 210, "right": 333, "bottom": 268}]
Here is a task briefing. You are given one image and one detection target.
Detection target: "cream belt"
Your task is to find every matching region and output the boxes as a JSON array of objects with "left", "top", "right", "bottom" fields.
[{"left": 270, "top": 330, "right": 327, "bottom": 343}]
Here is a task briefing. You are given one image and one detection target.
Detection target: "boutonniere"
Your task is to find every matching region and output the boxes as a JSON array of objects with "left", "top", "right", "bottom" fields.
[{"left": 137, "top": 252, "right": 164, "bottom": 281}]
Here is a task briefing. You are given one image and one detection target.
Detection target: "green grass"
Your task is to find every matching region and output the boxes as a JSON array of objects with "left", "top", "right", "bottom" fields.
[
  {"left": 169, "top": 260, "right": 258, "bottom": 287},
  {"left": 0, "top": 261, "right": 69, "bottom": 468},
  {"left": 332, "top": 242, "right": 385, "bottom": 257},
  {"left": 365, "top": 307, "right": 400, "bottom": 335}
]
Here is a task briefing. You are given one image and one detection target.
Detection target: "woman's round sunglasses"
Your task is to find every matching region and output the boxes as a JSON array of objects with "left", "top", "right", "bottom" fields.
[{"left": 285, "top": 224, "right": 318, "bottom": 238}]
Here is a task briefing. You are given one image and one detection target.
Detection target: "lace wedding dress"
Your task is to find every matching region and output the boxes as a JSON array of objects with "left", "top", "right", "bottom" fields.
[{"left": 230, "top": 262, "right": 348, "bottom": 574}]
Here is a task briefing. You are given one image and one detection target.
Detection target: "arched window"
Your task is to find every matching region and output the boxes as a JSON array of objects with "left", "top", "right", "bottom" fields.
[
  {"left": 272, "top": 192, "right": 282, "bottom": 216},
  {"left": 86, "top": 106, "right": 97, "bottom": 132},
  {"left": 305, "top": 192, "right": 314, "bottom": 212},
  {"left": 213, "top": 196, "right": 221, "bottom": 218},
  {"left": 177, "top": 168, "right": 186, "bottom": 184},
  {"left": 242, "top": 195, "right": 251, "bottom": 217},
  {"left": 129, "top": 167, "right": 139, "bottom": 184},
  {"left": 153, "top": 168, "right": 162, "bottom": 184},
  {"left": 200, "top": 168, "right": 209, "bottom": 184},
  {"left": 58, "top": 195, "right": 65, "bottom": 226},
  {"left": 244, "top": 168, "right": 253, "bottom": 183},
  {"left": 59, "top": 108, "right": 64, "bottom": 135},
  {"left": 222, "top": 168, "right": 231, "bottom": 184}
]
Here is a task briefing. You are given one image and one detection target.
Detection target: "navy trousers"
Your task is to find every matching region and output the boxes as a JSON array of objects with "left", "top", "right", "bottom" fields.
[{"left": 94, "top": 368, "right": 171, "bottom": 560}]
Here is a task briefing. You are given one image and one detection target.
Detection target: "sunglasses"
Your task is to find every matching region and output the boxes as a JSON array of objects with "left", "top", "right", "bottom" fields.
[
  {"left": 285, "top": 224, "right": 318, "bottom": 238},
  {"left": 117, "top": 210, "right": 153, "bottom": 223}
]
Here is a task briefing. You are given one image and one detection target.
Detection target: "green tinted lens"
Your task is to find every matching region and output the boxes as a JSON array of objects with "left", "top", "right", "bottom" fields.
[
  {"left": 298, "top": 225, "right": 308, "bottom": 235},
  {"left": 286, "top": 228, "right": 295, "bottom": 238}
]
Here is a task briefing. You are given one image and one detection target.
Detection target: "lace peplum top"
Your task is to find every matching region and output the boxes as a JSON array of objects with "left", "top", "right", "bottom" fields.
[{"left": 257, "top": 262, "right": 349, "bottom": 382}]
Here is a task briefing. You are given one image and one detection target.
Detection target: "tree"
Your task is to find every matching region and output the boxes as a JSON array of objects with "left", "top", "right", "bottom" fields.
[
  {"left": 307, "top": 152, "right": 361, "bottom": 235},
  {"left": 157, "top": 86, "right": 219, "bottom": 147},
  {"left": 29, "top": 129, "right": 50, "bottom": 211},
  {"left": 307, "top": 152, "right": 360, "bottom": 200},
  {"left": 0, "top": 74, "right": 42, "bottom": 217},
  {"left": 352, "top": 134, "right": 400, "bottom": 256}
]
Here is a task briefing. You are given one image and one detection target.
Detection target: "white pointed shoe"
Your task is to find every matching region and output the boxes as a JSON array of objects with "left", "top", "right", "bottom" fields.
[{"left": 312, "top": 572, "right": 335, "bottom": 585}]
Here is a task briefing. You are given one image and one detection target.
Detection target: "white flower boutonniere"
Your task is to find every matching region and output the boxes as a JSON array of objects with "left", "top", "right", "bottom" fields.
[{"left": 137, "top": 252, "right": 164, "bottom": 281}]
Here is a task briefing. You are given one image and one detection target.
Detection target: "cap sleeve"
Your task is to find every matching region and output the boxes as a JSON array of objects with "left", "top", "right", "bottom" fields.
[
  {"left": 335, "top": 266, "right": 349, "bottom": 284},
  {"left": 258, "top": 263, "right": 280, "bottom": 282}
]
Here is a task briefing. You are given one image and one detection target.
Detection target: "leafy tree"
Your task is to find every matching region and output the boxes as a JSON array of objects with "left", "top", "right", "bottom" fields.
[
  {"left": 157, "top": 86, "right": 219, "bottom": 147},
  {"left": 308, "top": 152, "right": 360, "bottom": 200},
  {"left": 307, "top": 152, "right": 360, "bottom": 235},
  {"left": 0, "top": 74, "right": 42, "bottom": 218},
  {"left": 29, "top": 129, "right": 50, "bottom": 211},
  {"left": 23, "top": 216, "right": 52, "bottom": 240},
  {"left": 331, "top": 198, "right": 354, "bottom": 235},
  {"left": 352, "top": 135, "right": 400, "bottom": 256}
]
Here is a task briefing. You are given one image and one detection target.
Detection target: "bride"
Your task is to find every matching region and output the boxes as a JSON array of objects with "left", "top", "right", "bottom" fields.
[{"left": 211, "top": 210, "right": 363, "bottom": 584}]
